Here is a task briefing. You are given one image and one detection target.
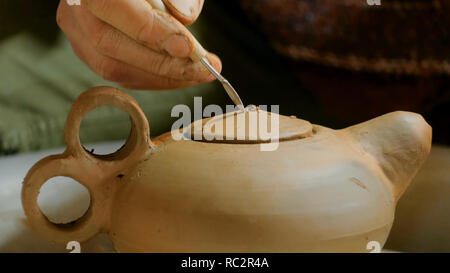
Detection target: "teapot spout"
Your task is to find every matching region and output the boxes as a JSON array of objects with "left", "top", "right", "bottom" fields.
[{"left": 345, "top": 111, "right": 432, "bottom": 201}]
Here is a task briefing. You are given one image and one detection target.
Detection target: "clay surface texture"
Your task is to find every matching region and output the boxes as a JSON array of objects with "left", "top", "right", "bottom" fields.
[{"left": 22, "top": 86, "right": 432, "bottom": 252}]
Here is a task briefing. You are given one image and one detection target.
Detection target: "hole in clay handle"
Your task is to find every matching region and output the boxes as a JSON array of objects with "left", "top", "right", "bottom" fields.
[
  {"left": 22, "top": 86, "right": 152, "bottom": 245},
  {"left": 64, "top": 86, "right": 152, "bottom": 161},
  {"left": 22, "top": 155, "right": 104, "bottom": 245}
]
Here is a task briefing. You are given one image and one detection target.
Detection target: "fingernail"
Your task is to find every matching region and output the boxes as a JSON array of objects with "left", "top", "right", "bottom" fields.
[
  {"left": 169, "top": 0, "right": 195, "bottom": 18},
  {"left": 162, "top": 34, "right": 192, "bottom": 58}
]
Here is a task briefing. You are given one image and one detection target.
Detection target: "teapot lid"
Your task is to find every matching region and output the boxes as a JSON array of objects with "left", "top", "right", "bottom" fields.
[{"left": 186, "top": 107, "right": 313, "bottom": 143}]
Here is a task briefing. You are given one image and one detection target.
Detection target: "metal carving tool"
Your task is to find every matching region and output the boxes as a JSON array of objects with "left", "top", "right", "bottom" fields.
[
  {"left": 152, "top": 1, "right": 245, "bottom": 110},
  {"left": 199, "top": 57, "right": 244, "bottom": 110}
]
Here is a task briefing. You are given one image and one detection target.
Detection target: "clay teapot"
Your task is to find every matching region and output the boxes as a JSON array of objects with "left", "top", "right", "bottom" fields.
[{"left": 22, "top": 86, "right": 432, "bottom": 252}]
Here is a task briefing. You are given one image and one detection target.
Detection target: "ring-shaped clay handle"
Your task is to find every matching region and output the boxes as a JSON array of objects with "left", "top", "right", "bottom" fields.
[{"left": 22, "top": 86, "right": 152, "bottom": 245}]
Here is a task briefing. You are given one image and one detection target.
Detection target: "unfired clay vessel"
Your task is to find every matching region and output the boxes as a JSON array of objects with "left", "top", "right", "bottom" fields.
[{"left": 22, "top": 86, "right": 432, "bottom": 252}]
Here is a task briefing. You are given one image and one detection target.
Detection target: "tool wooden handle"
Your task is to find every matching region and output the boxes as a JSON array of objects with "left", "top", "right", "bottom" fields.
[
  {"left": 148, "top": 0, "right": 207, "bottom": 62},
  {"left": 190, "top": 38, "right": 207, "bottom": 62}
]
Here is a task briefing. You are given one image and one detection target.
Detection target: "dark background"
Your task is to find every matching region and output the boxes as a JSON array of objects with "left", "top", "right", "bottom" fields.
[{"left": 0, "top": 0, "right": 448, "bottom": 144}]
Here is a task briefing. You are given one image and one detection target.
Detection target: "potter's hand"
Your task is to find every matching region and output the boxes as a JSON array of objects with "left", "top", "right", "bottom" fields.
[{"left": 57, "top": 0, "right": 221, "bottom": 90}]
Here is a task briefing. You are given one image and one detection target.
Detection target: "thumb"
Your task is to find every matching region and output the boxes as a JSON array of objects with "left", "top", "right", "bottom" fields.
[{"left": 162, "top": 0, "right": 205, "bottom": 25}]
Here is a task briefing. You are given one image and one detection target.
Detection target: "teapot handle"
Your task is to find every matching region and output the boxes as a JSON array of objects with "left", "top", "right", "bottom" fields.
[
  {"left": 22, "top": 86, "right": 152, "bottom": 245},
  {"left": 21, "top": 154, "right": 108, "bottom": 244}
]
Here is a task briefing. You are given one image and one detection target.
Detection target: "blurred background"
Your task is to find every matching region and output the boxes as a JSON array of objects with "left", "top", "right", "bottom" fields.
[
  {"left": 0, "top": 0, "right": 448, "bottom": 252},
  {"left": 0, "top": 0, "right": 448, "bottom": 154}
]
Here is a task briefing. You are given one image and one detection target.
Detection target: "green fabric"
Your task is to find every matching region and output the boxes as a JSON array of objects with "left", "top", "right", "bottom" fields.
[
  {"left": 0, "top": 1, "right": 324, "bottom": 155},
  {"left": 0, "top": 31, "right": 227, "bottom": 154}
]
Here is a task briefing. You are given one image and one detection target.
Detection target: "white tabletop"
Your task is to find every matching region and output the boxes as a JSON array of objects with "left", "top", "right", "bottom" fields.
[{"left": 0, "top": 141, "right": 123, "bottom": 253}]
